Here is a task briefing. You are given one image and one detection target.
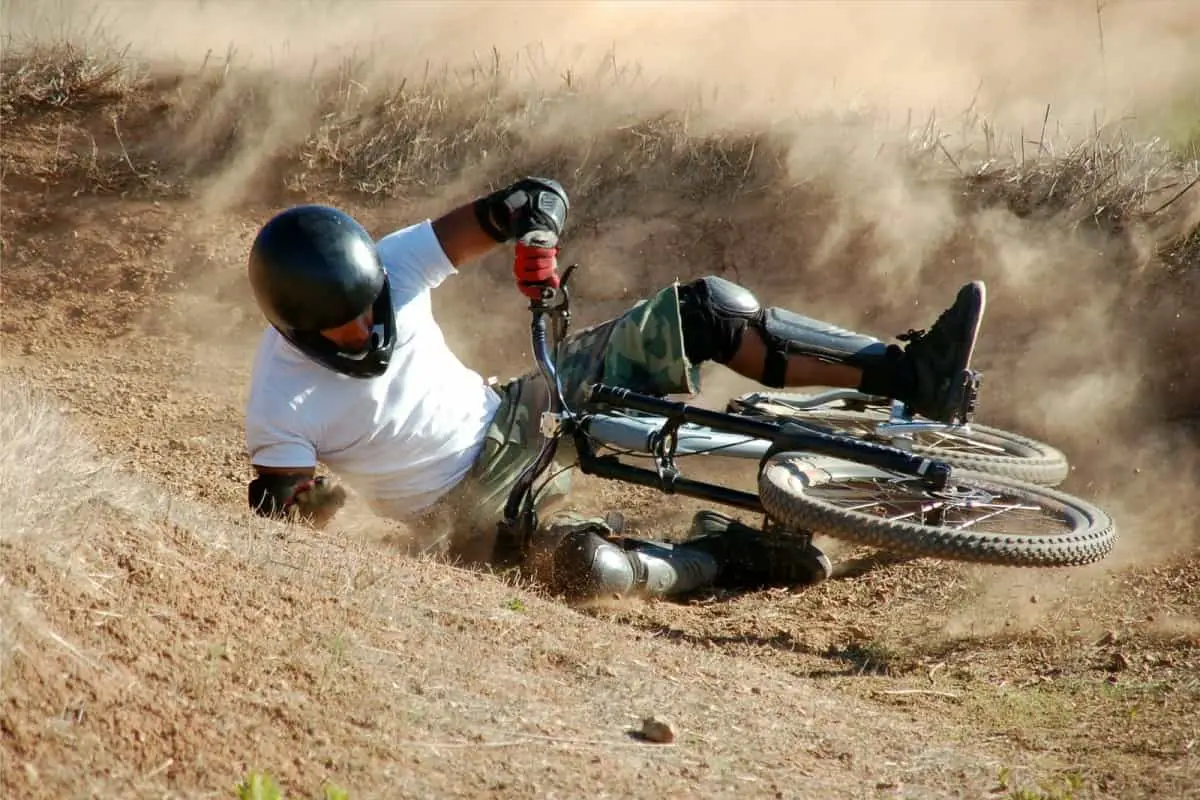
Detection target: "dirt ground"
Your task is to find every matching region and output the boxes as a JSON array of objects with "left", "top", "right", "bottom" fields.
[{"left": 2, "top": 2, "right": 1199, "bottom": 799}]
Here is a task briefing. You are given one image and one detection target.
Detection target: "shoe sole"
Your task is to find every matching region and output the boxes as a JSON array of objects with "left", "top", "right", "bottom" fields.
[
  {"left": 957, "top": 280, "right": 987, "bottom": 371},
  {"left": 941, "top": 280, "right": 987, "bottom": 424}
]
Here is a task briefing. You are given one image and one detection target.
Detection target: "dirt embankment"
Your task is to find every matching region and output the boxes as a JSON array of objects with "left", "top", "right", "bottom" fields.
[{"left": 2, "top": 2, "right": 1198, "bottom": 798}]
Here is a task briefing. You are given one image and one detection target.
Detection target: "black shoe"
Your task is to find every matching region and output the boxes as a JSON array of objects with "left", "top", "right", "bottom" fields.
[
  {"left": 682, "top": 510, "right": 832, "bottom": 589},
  {"left": 863, "top": 280, "right": 986, "bottom": 424}
]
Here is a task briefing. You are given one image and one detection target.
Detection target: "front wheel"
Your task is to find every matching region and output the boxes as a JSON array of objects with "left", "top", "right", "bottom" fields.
[
  {"left": 730, "top": 392, "right": 1071, "bottom": 487},
  {"left": 758, "top": 454, "right": 1115, "bottom": 567}
]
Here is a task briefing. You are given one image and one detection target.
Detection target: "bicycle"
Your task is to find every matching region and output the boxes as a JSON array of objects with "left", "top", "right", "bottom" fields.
[{"left": 496, "top": 259, "right": 1116, "bottom": 574}]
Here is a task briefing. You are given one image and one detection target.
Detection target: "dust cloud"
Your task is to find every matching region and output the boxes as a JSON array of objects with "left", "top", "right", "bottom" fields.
[
  {"left": 4, "top": 0, "right": 1196, "bottom": 576},
  {"left": 8, "top": 0, "right": 1199, "bottom": 131}
]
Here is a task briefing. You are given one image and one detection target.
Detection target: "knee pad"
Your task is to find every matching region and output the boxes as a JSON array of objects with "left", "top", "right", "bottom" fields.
[
  {"left": 678, "top": 276, "right": 793, "bottom": 386},
  {"left": 551, "top": 529, "right": 642, "bottom": 600},
  {"left": 678, "top": 276, "right": 887, "bottom": 387},
  {"left": 677, "top": 276, "right": 764, "bottom": 365}
]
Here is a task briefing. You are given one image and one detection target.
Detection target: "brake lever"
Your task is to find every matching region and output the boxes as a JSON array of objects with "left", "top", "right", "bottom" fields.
[{"left": 527, "top": 263, "right": 578, "bottom": 313}]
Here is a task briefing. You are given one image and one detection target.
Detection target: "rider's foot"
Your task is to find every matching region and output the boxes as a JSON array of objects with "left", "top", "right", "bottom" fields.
[
  {"left": 683, "top": 510, "right": 832, "bottom": 588},
  {"left": 860, "top": 280, "right": 986, "bottom": 423}
]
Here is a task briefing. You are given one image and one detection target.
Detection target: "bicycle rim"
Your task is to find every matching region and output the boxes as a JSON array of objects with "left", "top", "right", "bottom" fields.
[{"left": 758, "top": 455, "right": 1115, "bottom": 567}]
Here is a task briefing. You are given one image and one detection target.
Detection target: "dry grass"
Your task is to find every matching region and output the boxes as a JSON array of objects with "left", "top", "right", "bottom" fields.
[
  {"left": 0, "top": 380, "right": 124, "bottom": 544},
  {"left": 3, "top": 35, "right": 1195, "bottom": 272},
  {"left": 0, "top": 380, "right": 132, "bottom": 686},
  {"left": 0, "top": 40, "right": 136, "bottom": 122}
]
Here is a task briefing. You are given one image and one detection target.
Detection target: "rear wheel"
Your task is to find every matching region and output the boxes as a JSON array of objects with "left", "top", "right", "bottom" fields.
[
  {"left": 757, "top": 454, "right": 1115, "bottom": 567},
  {"left": 731, "top": 392, "right": 1070, "bottom": 486}
]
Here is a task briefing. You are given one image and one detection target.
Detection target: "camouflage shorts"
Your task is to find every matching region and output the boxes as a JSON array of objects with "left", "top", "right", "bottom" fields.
[{"left": 428, "top": 283, "right": 701, "bottom": 563}]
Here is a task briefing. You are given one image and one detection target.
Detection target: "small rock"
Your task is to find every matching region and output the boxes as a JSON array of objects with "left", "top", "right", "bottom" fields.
[
  {"left": 1108, "top": 652, "right": 1131, "bottom": 672},
  {"left": 638, "top": 716, "right": 676, "bottom": 744},
  {"left": 1097, "top": 629, "right": 1119, "bottom": 646}
]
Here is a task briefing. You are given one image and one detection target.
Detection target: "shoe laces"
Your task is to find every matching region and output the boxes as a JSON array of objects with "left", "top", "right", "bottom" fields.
[{"left": 898, "top": 298, "right": 964, "bottom": 347}]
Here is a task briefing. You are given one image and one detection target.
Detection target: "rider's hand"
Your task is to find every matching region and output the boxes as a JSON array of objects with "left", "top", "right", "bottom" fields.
[
  {"left": 475, "top": 177, "right": 569, "bottom": 242},
  {"left": 514, "top": 231, "right": 560, "bottom": 300},
  {"left": 289, "top": 476, "right": 347, "bottom": 530}
]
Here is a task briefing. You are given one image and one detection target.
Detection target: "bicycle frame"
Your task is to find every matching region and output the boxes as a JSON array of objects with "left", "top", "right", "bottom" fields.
[
  {"left": 730, "top": 390, "right": 979, "bottom": 453},
  {"left": 493, "top": 266, "right": 957, "bottom": 564},
  {"left": 578, "top": 390, "right": 981, "bottom": 461}
]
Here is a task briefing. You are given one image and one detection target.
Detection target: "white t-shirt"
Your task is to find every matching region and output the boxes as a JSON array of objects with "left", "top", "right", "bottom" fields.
[{"left": 244, "top": 219, "right": 502, "bottom": 519}]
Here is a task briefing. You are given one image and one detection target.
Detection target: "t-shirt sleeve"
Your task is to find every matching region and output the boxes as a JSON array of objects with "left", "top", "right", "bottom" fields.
[
  {"left": 375, "top": 219, "right": 458, "bottom": 291},
  {"left": 245, "top": 403, "right": 318, "bottom": 469}
]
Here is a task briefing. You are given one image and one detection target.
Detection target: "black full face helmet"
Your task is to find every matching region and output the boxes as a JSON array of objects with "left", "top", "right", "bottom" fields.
[{"left": 248, "top": 204, "right": 396, "bottom": 378}]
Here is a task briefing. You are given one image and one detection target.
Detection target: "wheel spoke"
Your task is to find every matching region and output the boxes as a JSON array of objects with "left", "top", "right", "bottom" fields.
[
  {"left": 955, "top": 504, "right": 1040, "bottom": 529},
  {"left": 806, "top": 477, "right": 1070, "bottom": 536},
  {"left": 915, "top": 430, "right": 1009, "bottom": 456},
  {"left": 772, "top": 405, "right": 1026, "bottom": 459}
]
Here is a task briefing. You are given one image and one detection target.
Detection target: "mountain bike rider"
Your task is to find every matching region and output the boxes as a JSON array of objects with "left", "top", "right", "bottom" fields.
[{"left": 243, "top": 176, "right": 986, "bottom": 602}]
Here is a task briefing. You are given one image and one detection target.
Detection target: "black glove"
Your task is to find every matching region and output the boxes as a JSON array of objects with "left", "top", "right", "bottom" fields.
[{"left": 474, "top": 176, "right": 569, "bottom": 243}]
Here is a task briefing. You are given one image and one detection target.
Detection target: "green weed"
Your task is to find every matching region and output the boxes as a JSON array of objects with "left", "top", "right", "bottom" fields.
[
  {"left": 234, "top": 770, "right": 349, "bottom": 800},
  {"left": 996, "top": 766, "right": 1085, "bottom": 800}
]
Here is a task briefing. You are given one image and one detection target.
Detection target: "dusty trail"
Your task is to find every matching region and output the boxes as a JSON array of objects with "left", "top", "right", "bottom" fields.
[{"left": 3, "top": 1, "right": 1199, "bottom": 798}]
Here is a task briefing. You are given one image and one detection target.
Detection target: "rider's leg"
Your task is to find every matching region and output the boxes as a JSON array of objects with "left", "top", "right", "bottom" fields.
[
  {"left": 530, "top": 512, "right": 720, "bottom": 601},
  {"left": 724, "top": 331, "right": 864, "bottom": 388},
  {"left": 420, "top": 372, "right": 577, "bottom": 567},
  {"left": 426, "top": 290, "right": 707, "bottom": 571},
  {"left": 529, "top": 510, "right": 830, "bottom": 602},
  {"left": 677, "top": 276, "right": 987, "bottom": 423},
  {"left": 682, "top": 510, "right": 832, "bottom": 588}
]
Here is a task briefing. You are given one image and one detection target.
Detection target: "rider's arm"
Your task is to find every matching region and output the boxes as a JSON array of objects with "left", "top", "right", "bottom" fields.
[
  {"left": 248, "top": 465, "right": 346, "bottom": 530},
  {"left": 245, "top": 401, "right": 344, "bottom": 530},
  {"left": 429, "top": 177, "right": 569, "bottom": 267},
  {"left": 431, "top": 203, "right": 505, "bottom": 267}
]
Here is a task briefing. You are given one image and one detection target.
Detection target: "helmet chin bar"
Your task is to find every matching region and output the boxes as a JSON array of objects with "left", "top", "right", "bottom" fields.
[
  {"left": 286, "top": 324, "right": 392, "bottom": 378},
  {"left": 279, "top": 279, "right": 397, "bottom": 379},
  {"left": 328, "top": 327, "right": 382, "bottom": 361}
]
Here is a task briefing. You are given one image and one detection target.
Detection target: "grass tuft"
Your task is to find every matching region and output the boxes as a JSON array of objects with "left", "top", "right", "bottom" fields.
[
  {"left": 0, "top": 40, "right": 141, "bottom": 122},
  {"left": 235, "top": 771, "right": 350, "bottom": 800}
]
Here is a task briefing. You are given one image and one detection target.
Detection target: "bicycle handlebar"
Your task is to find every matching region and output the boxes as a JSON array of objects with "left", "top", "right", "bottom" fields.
[
  {"left": 497, "top": 265, "right": 578, "bottom": 533},
  {"left": 527, "top": 262, "right": 578, "bottom": 417}
]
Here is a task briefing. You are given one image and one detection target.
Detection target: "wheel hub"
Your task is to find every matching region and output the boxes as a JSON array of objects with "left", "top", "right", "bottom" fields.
[{"left": 927, "top": 483, "right": 998, "bottom": 504}]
